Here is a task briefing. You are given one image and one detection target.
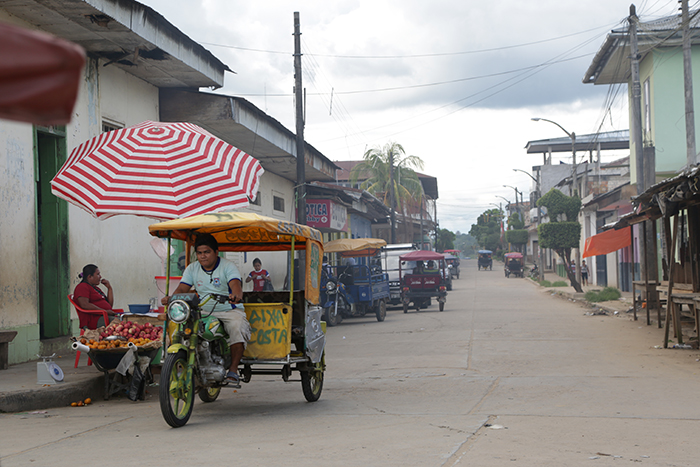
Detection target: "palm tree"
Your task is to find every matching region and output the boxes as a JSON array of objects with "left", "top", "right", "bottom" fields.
[{"left": 350, "top": 142, "right": 424, "bottom": 243}]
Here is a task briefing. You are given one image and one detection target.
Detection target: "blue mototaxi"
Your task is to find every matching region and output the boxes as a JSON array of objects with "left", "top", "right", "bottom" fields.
[{"left": 323, "top": 238, "right": 390, "bottom": 324}]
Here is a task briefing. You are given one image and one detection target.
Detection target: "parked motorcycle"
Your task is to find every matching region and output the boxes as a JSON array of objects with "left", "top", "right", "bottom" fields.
[
  {"left": 529, "top": 263, "right": 540, "bottom": 280},
  {"left": 321, "top": 270, "right": 351, "bottom": 327}
]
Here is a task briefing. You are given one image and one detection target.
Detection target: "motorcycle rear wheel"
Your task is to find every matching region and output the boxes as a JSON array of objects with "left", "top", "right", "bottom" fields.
[
  {"left": 160, "top": 350, "right": 194, "bottom": 428},
  {"left": 301, "top": 354, "right": 324, "bottom": 402},
  {"left": 198, "top": 386, "right": 221, "bottom": 403}
]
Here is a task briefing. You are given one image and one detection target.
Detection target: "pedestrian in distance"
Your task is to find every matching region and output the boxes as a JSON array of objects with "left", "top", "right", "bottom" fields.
[{"left": 581, "top": 260, "right": 589, "bottom": 286}]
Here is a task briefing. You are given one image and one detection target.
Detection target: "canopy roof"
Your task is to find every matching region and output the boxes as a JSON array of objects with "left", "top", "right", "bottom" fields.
[
  {"left": 324, "top": 238, "right": 386, "bottom": 256},
  {"left": 149, "top": 212, "right": 322, "bottom": 251},
  {"left": 478, "top": 250, "right": 493, "bottom": 254},
  {"left": 504, "top": 252, "right": 523, "bottom": 259},
  {"left": 399, "top": 250, "right": 445, "bottom": 261},
  {"left": 583, "top": 226, "right": 631, "bottom": 258}
]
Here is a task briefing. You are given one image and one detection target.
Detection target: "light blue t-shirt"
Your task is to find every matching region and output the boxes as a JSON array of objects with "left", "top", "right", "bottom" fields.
[{"left": 180, "top": 257, "right": 243, "bottom": 313}]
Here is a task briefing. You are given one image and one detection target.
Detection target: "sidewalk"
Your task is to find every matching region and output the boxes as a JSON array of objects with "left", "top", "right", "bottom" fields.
[
  {"left": 527, "top": 276, "right": 635, "bottom": 315},
  {"left": 1, "top": 350, "right": 110, "bottom": 413}
]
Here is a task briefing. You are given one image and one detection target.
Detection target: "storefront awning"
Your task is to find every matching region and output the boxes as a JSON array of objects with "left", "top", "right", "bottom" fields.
[{"left": 582, "top": 226, "right": 631, "bottom": 258}]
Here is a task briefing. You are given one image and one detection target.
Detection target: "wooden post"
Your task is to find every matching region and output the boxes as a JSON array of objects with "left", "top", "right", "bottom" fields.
[
  {"left": 664, "top": 216, "right": 679, "bottom": 348},
  {"left": 631, "top": 224, "right": 637, "bottom": 321},
  {"left": 642, "top": 221, "right": 649, "bottom": 325}
]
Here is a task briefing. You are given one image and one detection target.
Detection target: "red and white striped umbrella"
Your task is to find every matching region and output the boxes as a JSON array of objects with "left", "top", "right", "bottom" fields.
[{"left": 50, "top": 121, "right": 264, "bottom": 220}]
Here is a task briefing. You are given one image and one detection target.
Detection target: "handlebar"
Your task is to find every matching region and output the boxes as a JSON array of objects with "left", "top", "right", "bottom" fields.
[{"left": 201, "top": 293, "right": 240, "bottom": 306}]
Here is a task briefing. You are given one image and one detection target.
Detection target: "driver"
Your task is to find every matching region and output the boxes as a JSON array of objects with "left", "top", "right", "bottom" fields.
[{"left": 162, "top": 233, "right": 250, "bottom": 386}]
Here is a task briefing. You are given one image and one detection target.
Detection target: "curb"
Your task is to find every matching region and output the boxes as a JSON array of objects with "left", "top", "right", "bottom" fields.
[
  {"left": 528, "top": 278, "right": 632, "bottom": 315},
  {"left": 0, "top": 375, "right": 104, "bottom": 413}
]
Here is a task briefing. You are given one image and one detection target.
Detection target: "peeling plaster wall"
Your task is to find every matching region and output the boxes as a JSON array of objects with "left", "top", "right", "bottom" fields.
[
  {"left": 0, "top": 10, "right": 165, "bottom": 363},
  {"left": 0, "top": 121, "right": 37, "bottom": 329}
]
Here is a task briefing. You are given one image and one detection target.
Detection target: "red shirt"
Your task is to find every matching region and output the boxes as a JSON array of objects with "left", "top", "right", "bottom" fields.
[
  {"left": 249, "top": 269, "right": 269, "bottom": 292},
  {"left": 73, "top": 282, "right": 111, "bottom": 328}
]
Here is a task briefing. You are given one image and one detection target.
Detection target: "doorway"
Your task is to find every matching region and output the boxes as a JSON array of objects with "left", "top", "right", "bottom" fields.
[{"left": 36, "top": 128, "right": 70, "bottom": 339}]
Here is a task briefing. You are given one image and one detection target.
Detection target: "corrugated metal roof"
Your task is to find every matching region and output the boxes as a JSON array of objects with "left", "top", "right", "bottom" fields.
[{"left": 584, "top": 9, "right": 700, "bottom": 85}]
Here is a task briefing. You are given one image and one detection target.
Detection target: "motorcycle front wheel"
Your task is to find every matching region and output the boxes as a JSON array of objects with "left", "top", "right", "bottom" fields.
[
  {"left": 160, "top": 350, "right": 194, "bottom": 428},
  {"left": 324, "top": 303, "right": 342, "bottom": 327},
  {"left": 301, "top": 354, "right": 324, "bottom": 402}
]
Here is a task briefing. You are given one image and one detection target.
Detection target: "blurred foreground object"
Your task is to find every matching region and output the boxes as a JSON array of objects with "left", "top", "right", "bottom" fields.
[{"left": 0, "top": 21, "right": 85, "bottom": 125}]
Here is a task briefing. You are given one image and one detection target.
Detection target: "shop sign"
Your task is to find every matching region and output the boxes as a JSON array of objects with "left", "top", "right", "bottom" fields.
[{"left": 306, "top": 199, "right": 347, "bottom": 231}]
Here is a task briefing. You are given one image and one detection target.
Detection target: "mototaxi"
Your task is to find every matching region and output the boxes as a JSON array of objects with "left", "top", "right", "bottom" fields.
[
  {"left": 149, "top": 212, "right": 326, "bottom": 427},
  {"left": 322, "top": 238, "right": 390, "bottom": 326},
  {"left": 477, "top": 250, "right": 493, "bottom": 270},
  {"left": 443, "top": 253, "right": 461, "bottom": 279},
  {"left": 399, "top": 250, "right": 448, "bottom": 312},
  {"left": 504, "top": 252, "right": 524, "bottom": 278}
]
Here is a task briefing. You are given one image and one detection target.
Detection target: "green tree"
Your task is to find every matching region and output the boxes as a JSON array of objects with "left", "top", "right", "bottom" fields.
[
  {"left": 351, "top": 142, "right": 424, "bottom": 242},
  {"left": 469, "top": 208, "right": 504, "bottom": 253},
  {"left": 454, "top": 231, "right": 477, "bottom": 255},
  {"left": 505, "top": 212, "right": 527, "bottom": 252},
  {"left": 537, "top": 188, "right": 582, "bottom": 292},
  {"left": 435, "top": 228, "right": 456, "bottom": 252}
]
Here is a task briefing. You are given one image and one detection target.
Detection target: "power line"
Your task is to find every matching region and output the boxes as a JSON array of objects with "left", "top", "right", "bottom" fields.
[{"left": 197, "top": 23, "right": 616, "bottom": 59}]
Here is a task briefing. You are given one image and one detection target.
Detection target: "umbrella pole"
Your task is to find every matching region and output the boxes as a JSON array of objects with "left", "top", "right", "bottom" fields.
[
  {"left": 165, "top": 235, "right": 172, "bottom": 296},
  {"left": 289, "top": 236, "right": 295, "bottom": 307}
]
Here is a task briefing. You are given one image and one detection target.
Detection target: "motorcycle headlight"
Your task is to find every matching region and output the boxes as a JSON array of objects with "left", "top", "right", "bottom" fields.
[
  {"left": 168, "top": 300, "right": 191, "bottom": 324},
  {"left": 326, "top": 281, "right": 336, "bottom": 291}
]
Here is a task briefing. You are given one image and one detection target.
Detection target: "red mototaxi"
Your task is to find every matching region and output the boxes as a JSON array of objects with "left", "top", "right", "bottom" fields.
[{"left": 398, "top": 250, "right": 448, "bottom": 312}]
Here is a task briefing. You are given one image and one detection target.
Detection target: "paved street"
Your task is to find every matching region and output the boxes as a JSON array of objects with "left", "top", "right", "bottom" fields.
[{"left": 2, "top": 260, "right": 700, "bottom": 466}]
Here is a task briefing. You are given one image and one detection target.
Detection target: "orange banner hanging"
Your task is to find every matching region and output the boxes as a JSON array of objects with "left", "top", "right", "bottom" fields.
[{"left": 582, "top": 226, "right": 631, "bottom": 258}]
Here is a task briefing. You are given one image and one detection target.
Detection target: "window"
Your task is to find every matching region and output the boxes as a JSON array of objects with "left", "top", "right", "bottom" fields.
[
  {"left": 102, "top": 119, "right": 123, "bottom": 133},
  {"left": 249, "top": 191, "right": 261, "bottom": 206},
  {"left": 273, "top": 195, "right": 285, "bottom": 212}
]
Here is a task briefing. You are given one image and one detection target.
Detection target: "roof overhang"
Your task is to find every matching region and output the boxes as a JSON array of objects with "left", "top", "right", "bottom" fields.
[
  {"left": 526, "top": 130, "right": 629, "bottom": 154},
  {"left": 307, "top": 182, "right": 391, "bottom": 221},
  {"left": 0, "top": 0, "right": 230, "bottom": 88},
  {"left": 160, "top": 88, "right": 337, "bottom": 182},
  {"left": 584, "top": 11, "right": 700, "bottom": 85}
]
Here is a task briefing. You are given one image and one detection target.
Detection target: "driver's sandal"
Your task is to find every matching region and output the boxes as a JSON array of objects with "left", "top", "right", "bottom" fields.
[{"left": 225, "top": 371, "right": 241, "bottom": 388}]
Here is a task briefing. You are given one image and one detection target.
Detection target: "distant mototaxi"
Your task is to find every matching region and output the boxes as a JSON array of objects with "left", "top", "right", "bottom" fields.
[{"left": 477, "top": 250, "right": 493, "bottom": 271}]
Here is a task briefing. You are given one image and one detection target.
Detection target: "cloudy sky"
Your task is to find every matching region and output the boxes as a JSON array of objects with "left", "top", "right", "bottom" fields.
[{"left": 140, "top": 0, "right": 681, "bottom": 233}]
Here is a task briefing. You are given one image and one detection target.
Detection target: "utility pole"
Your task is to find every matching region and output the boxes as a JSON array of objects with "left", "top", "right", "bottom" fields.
[
  {"left": 389, "top": 149, "right": 396, "bottom": 244},
  {"left": 682, "top": 0, "right": 697, "bottom": 166},
  {"left": 293, "top": 12, "right": 306, "bottom": 225},
  {"left": 630, "top": 5, "right": 644, "bottom": 196},
  {"left": 419, "top": 193, "right": 424, "bottom": 249},
  {"left": 630, "top": 4, "right": 659, "bottom": 312}
]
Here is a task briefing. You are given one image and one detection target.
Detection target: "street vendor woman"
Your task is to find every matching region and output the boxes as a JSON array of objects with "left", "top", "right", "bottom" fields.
[
  {"left": 74, "top": 264, "right": 117, "bottom": 328},
  {"left": 161, "top": 233, "right": 251, "bottom": 386}
]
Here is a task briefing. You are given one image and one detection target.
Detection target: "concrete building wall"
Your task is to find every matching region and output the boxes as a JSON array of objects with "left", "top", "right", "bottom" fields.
[
  {"left": 643, "top": 47, "right": 700, "bottom": 176},
  {"left": 0, "top": 12, "right": 166, "bottom": 363}
]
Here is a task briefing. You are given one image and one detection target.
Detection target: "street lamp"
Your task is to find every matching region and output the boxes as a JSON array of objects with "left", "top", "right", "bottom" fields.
[
  {"left": 531, "top": 117, "right": 580, "bottom": 285},
  {"left": 503, "top": 185, "right": 522, "bottom": 219},
  {"left": 531, "top": 117, "right": 577, "bottom": 197},
  {"left": 495, "top": 195, "right": 511, "bottom": 212},
  {"left": 489, "top": 202, "right": 503, "bottom": 216},
  {"left": 513, "top": 168, "right": 544, "bottom": 281}
]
